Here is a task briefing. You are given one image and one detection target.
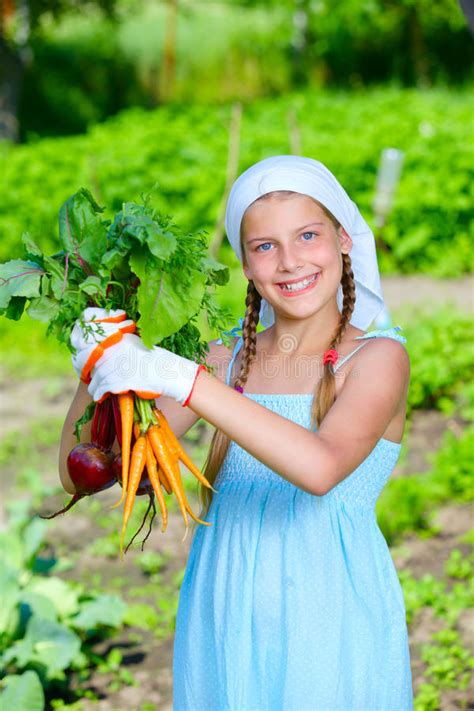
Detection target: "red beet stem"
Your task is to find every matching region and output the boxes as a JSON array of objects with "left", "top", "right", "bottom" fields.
[
  {"left": 111, "top": 395, "right": 122, "bottom": 447},
  {"left": 40, "top": 493, "right": 84, "bottom": 519}
]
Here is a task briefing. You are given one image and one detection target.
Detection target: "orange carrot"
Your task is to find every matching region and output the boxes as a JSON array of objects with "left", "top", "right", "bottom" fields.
[
  {"left": 157, "top": 464, "right": 173, "bottom": 494},
  {"left": 119, "top": 431, "right": 147, "bottom": 558},
  {"left": 148, "top": 424, "right": 189, "bottom": 527},
  {"left": 145, "top": 434, "right": 168, "bottom": 532},
  {"left": 112, "top": 392, "right": 135, "bottom": 508},
  {"left": 184, "top": 500, "right": 212, "bottom": 527},
  {"left": 153, "top": 409, "right": 216, "bottom": 492}
]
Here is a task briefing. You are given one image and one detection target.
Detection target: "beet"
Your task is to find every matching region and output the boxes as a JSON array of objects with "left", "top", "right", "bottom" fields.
[{"left": 41, "top": 444, "right": 115, "bottom": 519}]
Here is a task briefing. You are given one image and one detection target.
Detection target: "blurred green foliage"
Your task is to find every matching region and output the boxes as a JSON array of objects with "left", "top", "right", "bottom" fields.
[
  {"left": 14, "top": 0, "right": 473, "bottom": 138},
  {"left": 403, "top": 307, "right": 474, "bottom": 415},
  {"left": 0, "top": 505, "right": 127, "bottom": 707},
  {"left": 2, "top": 87, "right": 472, "bottom": 277},
  {"left": 377, "top": 425, "right": 474, "bottom": 545}
]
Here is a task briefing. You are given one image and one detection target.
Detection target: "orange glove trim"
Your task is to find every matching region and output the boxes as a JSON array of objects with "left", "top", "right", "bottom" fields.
[
  {"left": 79, "top": 322, "right": 137, "bottom": 384},
  {"left": 94, "top": 313, "right": 127, "bottom": 324}
]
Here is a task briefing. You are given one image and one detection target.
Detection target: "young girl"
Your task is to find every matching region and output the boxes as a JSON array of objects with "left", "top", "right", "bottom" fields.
[{"left": 60, "top": 156, "right": 413, "bottom": 710}]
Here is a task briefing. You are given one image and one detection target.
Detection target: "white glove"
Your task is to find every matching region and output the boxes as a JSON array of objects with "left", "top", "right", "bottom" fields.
[
  {"left": 87, "top": 333, "right": 207, "bottom": 406},
  {"left": 70, "top": 307, "right": 136, "bottom": 383}
]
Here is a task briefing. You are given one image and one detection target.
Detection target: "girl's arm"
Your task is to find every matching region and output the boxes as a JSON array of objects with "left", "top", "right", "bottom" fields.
[{"left": 187, "top": 338, "right": 410, "bottom": 496}]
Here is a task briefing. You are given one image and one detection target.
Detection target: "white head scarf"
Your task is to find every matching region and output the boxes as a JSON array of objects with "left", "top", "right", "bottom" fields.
[{"left": 224, "top": 155, "right": 385, "bottom": 330}]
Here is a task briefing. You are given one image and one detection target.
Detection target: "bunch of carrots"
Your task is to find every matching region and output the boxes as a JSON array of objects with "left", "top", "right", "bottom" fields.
[
  {"left": 43, "top": 392, "right": 216, "bottom": 557},
  {"left": 116, "top": 392, "right": 216, "bottom": 557}
]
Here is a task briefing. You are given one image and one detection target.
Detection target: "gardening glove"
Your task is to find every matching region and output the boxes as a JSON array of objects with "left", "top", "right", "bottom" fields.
[
  {"left": 70, "top": 307, "right": 136, "bottom": 383},
  {"left": 87, "top": 333, "right": 207, "bottom": 407}
]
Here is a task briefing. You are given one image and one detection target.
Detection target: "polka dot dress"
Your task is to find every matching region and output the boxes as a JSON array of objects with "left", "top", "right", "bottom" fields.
[{"left": 173, "top": 328, "right": 413, "bottom": 711}]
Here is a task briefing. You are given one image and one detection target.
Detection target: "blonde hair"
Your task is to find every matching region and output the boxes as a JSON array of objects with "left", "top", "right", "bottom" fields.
[{"left": 197, "top": 191, "right": 356, "bottom": 518}]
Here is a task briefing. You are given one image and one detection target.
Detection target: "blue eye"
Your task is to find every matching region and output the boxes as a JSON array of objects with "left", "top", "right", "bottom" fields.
[
  {"left": 302, "top": 231, "right": 317, "bottom": 241},
  {"left": 256, "top": 242, "right": 273, "bottom": 252}
]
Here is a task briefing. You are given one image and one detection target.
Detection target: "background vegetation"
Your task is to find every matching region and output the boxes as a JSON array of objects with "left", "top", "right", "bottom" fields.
[{"left": 0, "top": 0, "right": 472, "bottom": 708}]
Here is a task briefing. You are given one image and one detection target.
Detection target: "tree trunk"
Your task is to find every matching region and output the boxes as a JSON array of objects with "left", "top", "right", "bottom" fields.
[
  {"left": 0, "top": 35, "right": 23, "bottom": 142},
  {"left": 409, "top": 7, "right": 431, "bottom": 88},
  {"left": 160, "top": 0, "right": 179, "bottom": 102}
]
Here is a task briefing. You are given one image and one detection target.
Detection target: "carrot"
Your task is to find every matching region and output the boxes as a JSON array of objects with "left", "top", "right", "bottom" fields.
[
  {"left": 157, "top": 464, "right": 173, "bottom": 494},
  {"left": 145, "top": 434, "right": 168, "bottom": 533},
  {"left": 112, "top": 391, "right": 135, "bottom": 508},
  {"left": 153, "top": 408, "right": 217, "bottom": 492},
  {"left": 148, "top": 424, "right": 189, "bottom": 528},
  {"left": 184, "top": 499, "right": 212, "bottom": 527},
  {"left": 119, "top": 431, "right": 147, "bottom": 558}
]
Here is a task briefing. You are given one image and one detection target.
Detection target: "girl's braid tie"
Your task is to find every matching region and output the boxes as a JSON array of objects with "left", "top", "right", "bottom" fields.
[
  {"left": 234, "top": 385, "right": 244, "bottom": 393},
  {"left": 322, "top": 348, "right": 339, "bottom": 366}
]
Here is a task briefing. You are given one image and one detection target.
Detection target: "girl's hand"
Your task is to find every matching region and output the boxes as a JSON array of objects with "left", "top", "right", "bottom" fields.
[
  {"left": 70, "top": 307, "right": 136, "bottom": 382},
  {"left": 86, "top": 333, "right": 206, "bottom": 406}
]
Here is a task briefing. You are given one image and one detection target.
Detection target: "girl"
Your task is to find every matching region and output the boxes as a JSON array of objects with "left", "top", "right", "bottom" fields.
[{"left": 60, "top": 156, "right": 413, "bottom": 710}]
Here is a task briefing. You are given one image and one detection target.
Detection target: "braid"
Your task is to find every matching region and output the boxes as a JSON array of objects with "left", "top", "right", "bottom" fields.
[
  {"left": 311, "top": 251, "right": 356, "bottom": 429},
  {"left": 234, "top": 280, "right": 262, "bottom": 390},
  {"left": 197, "top": 280, "right": 261, "bottom": 520}
]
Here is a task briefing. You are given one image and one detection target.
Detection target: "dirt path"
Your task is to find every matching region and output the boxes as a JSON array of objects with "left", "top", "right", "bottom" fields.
[{"left": 380, "top": 275, "right": 473, "bottom": 315}]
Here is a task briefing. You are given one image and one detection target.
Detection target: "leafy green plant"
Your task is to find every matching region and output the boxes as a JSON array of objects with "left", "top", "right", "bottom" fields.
[
  {"left": 1, "top": 88, "right": 472, "bottom": 278},
  {"left": 402, "top": 307, "right": 474, "bottom": 416},
  {"left": 377, "top": 425, "right": 473, "bottom": 545},
  {"left": 0, "top": 510, "right": 127, "bottom": 706},
  {"left": 421, "top": 629, "right": 473, "bottom": 692}
]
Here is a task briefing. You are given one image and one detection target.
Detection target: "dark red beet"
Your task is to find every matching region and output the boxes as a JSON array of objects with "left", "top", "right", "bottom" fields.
[{"left": 41, "top": 444, "right": 115, "bottom": 519}]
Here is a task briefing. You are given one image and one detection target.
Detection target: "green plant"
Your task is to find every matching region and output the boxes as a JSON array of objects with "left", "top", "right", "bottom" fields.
[
  {"left": 0, "top": 509, "right": 127, "bottom": 705},
  {"left": 377, "top": 425, "right": 473, "bottom": 545},
  {"left": 402, "top": 308, "right": 474, "bottom": 416},
  {"left": 421, "top": 629, "right": 473, "bottom": 691}
]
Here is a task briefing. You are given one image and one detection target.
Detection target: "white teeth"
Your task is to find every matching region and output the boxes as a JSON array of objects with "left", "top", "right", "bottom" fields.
[{"left": 279, "top": 274, "right": 318, "bottom": 292}]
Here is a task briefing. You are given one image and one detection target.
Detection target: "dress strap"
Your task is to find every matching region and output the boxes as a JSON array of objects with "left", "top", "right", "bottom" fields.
[
  {"left": 333, "top": 325, "right": 407, "bottom": 373},
  {"left": 332, "top": 342, "right": 370, "bottom": 373}
]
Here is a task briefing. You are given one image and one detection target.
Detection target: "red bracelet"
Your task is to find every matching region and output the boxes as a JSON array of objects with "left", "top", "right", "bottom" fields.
[{"left": 182, "top": 364, "right": 207, "bottom": 408}]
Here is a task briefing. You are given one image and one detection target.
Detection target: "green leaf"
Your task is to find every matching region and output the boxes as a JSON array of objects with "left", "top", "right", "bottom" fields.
[
  {"left": 202, "top": 255, "right": 230, "bottom": 286},
  {"left": 25, "top": 577, "right": 80, "bottom": 619},
  {"left": 58, "top": 188, "right": 108, "bottom": 272},
  {"left": 71, "top": 594, "right": 127, "bottom": 630},
  {"left": 21, "top": 233, "right": 43, "bottom": 259},
  {"left": 131, "top": 252, "right": 207, "bottom": 346},
  {"left": 108, "top": 203, "right": 177, "bottom": 260},
  {"left": 78, "top": 275, "right": 103, "bottom": 296},
  {"left": 74, "top": 401, "right": 95, "bottom": 441},
  {"left": 4, "top": 616, "right": 81, "bottom": 677},
  {"left": 23, "top": 518, "right": 46, "bottom": 560},
  {"left": 42, "top": 255, "right": 65, "bottom": 299},
  {"left": 0, "top": 260, "right": 43, "bottom": 309},
  {"left": 2, "top": 296, "right": 27, "bottom": 320},
  {"left": 19, "top": 592, "right": 58, "bottom": 623},
  {"left": 26, "top": 297, "right": 60, "bottom": 323},
  {"left": 0, "top": 561, "right": 20, "bottom": 636},
  {"left": 0, "top": 671, "right": 45, "bottom": 711},
  {"left": 0, "top": 531, "right": 25, "bottom": 570}
]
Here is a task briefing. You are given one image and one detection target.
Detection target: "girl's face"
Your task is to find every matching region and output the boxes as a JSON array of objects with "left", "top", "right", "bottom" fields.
[{"left": 241, "top": 193, "right": 352, "bottom": 321}]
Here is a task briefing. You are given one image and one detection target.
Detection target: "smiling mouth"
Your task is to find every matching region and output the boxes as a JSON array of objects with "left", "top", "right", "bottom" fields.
[{"left": 276, "top": 273, "right": 320, "bottom": 292}]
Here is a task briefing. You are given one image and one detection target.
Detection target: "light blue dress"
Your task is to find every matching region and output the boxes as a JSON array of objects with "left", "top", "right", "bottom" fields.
[{"left": 173, "top": 327, "right": 413, "bottom": 711}]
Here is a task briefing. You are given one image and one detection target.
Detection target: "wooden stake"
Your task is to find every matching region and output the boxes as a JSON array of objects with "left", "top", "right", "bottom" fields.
[{"left": 209, "top": 102, "right": 242, "bottom": 258}]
